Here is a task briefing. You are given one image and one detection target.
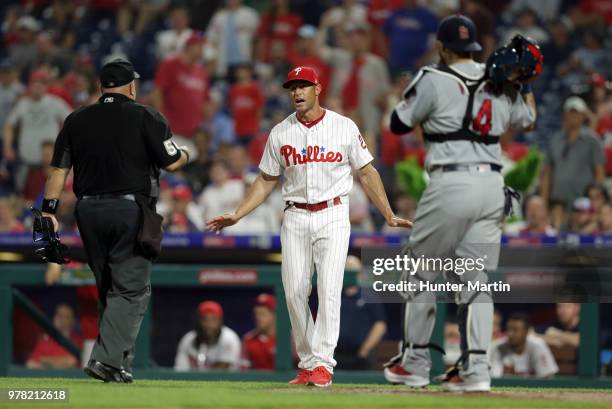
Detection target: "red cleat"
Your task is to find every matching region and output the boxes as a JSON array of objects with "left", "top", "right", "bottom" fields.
[
  {"left": 384, "top": 364, "right": 429, "bottom": 387},
  {"left": 308, "top": 366, "right": 333, "bottom": 387},
  {"left": 288, "top": 369, "right": 312, "bottom": 385},
  {"left": 441, "top": 373, "right": 490, "bottom": 392}
]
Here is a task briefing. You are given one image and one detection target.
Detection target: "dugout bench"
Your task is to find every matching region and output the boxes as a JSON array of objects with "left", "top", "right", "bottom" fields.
[{"left": 0, "top": 263, "right": 608, "bottom": 388}]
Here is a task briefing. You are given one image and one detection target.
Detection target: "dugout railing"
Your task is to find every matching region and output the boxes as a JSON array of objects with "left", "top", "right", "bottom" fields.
[{"left": 0, "top": 263, "right": 608, "bottom": 388}]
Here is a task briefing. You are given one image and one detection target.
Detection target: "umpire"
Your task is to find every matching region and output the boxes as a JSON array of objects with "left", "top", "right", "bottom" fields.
[{"left": 41, "top": 58, "right": 189, "bottom": 383}]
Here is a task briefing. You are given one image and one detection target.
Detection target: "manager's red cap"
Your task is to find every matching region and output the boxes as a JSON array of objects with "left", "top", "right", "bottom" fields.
[
  {"left": 198, "top": 301, "right": 223, "bottom": 318},
  {"left": 283, "top": 66, "right": 319, "bottom": 89}
]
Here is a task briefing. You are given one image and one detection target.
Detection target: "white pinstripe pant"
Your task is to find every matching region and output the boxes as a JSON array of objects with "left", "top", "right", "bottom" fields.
[{"left": 281, "top": 202, "right": 350, "bottom": 372}]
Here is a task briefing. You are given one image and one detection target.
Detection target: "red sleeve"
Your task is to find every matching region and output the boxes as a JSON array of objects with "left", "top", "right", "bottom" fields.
[
  {"left": 202, "top": 69, "right": 210, "bottom": 102},
  {"left": 71, "top": 333, "right": 84, "bottom": 349},
  {"left": 28, "top": 339, "right": 45, "bottom": 362},
  {"left": 291, "top": 14, "right": 303, "bottom": 34},
  {"left": 228, "top": 85, "right": 238, "bottom": 113},
  {"left": 77, "top": 285, "right": 99, "bottom": 339},
  {"left": 257, "top": 14, "right": 270, "bottom": 36},
  {"left": 579, "top": 0, "right": 594, "bottom": 13},
  {"left": 22, "top": 172, "right": 36, "bottom": 201},
  {"left": 154, "top": 59, "right": 171, "bottom": 90},
  {"left": 255, "top": 85, "right": 265, "bottom": 108},
  {"left": 241, "top": 336, "right": 252, "bottom": 368}
]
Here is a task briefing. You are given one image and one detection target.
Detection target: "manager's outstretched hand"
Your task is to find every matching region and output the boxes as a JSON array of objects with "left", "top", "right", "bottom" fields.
[
  {"left": 206, "top": 213, "right": 239, "bottom": 233},
  {"left": 386, "top": 215, "right": 413, "bottom": 229}
]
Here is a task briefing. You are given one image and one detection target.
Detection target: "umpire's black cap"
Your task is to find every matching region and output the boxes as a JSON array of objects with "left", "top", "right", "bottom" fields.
[
  {"left": 99, "top": 58, "right": 140, "bottom": 88},
  {"left": 437, "top": 14, "right": 482, "bottom": 53}
]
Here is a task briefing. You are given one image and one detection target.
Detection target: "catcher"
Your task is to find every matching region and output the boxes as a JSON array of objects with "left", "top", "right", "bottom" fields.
[{"left": 383, "top": 15, "right": 541, "bottom": 392}]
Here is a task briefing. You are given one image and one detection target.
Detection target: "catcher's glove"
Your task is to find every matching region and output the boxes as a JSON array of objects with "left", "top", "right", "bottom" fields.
[
  {"left": 31, "top": 207, "right": 69, "bottom": 264},
  {"left": 508, "top": 34, "right": 543, "bottom": 83}
]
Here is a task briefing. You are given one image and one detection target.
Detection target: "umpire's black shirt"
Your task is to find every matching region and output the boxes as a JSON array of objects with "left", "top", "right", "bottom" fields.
[{"left": 51, "top": 93, "right": 180, "bottom": 197}]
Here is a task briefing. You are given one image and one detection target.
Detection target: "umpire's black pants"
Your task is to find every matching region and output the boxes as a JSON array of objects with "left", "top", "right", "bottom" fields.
[{"left": 75, "top": 198, "right": 151, "bottom": 372}]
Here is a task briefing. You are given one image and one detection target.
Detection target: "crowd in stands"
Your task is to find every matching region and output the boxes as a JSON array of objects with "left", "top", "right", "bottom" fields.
[{"left": 0, "top": 0, "right": 611, "bottom": 235}]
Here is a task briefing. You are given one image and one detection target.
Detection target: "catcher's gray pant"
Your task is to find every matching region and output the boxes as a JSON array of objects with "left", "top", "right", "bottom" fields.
[{"left": 399, "top": 168, "right": 505, "bottom": 382}]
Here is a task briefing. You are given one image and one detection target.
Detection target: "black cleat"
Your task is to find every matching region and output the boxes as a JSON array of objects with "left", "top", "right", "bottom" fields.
[
  {"left": 84, "top": 360, "right": 131, "bottom": 383},
  {"left": 120, "top": 368, "right": 134, "bottom": 383}
]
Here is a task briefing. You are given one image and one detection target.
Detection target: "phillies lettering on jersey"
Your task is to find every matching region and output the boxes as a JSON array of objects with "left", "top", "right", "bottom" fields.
[
  {"left": 280, "top": 145, "right": 343, "bottom": 166},
  {"left": 259, "top": 109, "right": 373, "bottom": 203}
]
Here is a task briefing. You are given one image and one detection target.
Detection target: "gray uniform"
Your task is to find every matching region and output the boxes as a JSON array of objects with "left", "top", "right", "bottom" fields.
[{"left": 393, "top": 62, "right": 535, "bottom": 382}]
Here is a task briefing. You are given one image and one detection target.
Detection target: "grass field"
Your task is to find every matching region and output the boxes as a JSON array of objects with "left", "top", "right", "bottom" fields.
[{"left": 1, "top": 378, "right": 611, "bottom": 409}]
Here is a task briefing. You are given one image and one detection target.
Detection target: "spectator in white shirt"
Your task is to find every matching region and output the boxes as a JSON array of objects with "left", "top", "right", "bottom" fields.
[
  {"left": 198, "top": 160, "right": 244, "bottom": 224},
  {"left": 3, "top": 69, "right": 71, "bottom": 189},
  {"left": 490, "top": 313, "right": 559, "bottom": 378},
  {"left": 206, "top": 0, "right": 259, "bottom": 77},
  {"left": 156, "top": 6, "right": 193, "bottom": 60},
  {"left": 174, "top": 301, "right": 241, "bottom": 371},
  {"left": 228, "top": 172, "right": 280, "bottom": 235}
]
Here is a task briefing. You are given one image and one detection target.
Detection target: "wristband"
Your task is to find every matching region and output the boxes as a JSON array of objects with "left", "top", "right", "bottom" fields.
[
  {"left": 180, "top": 147, "right": 190, "bottom": 162},
  {"left": 42, "top": 198, "right": 59, "bottom": 214},
  {"left": 521, "top": 83, "right": 533, "bottom": 95}
]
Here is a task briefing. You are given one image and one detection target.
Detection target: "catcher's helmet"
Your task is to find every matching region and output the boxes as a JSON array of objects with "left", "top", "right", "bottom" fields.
[
  {"left": 486, "top": 46, "right": 520, "bottom": 86},
  {"left": 437, "top": 14, "right": 482, "bottom": 53}
]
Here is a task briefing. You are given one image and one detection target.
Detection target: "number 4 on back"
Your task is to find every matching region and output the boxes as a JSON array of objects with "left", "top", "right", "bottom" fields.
[{"left": 473, "top": 99, "right": 492, "bottom": 136}]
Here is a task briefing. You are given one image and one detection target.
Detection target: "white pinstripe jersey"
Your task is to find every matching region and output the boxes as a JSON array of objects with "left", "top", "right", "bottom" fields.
[{"left": 259, "top": 109, "right": 373, "bottom": 204}]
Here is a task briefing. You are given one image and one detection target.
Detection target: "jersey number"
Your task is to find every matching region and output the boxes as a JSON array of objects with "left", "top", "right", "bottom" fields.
[
  {"left": 164, "top": 140, "right": 178, "bottom": 156},
  {"left": 472, "top": 99, "right": 492, "bottom": 136}
]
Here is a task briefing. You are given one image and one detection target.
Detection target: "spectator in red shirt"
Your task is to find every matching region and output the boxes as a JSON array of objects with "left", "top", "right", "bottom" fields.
[
  {"left": 256, "top": 0, "right": 303, "bottom": 62},
  {"left": 569, "top": 0, "right": 612, "bottom": 27},
  {"left": 367, "top": 0, "right": 403, "bottom": 58},
  {"left": 242, "top": 294, "right": 276, "bottom": 370},
  {"left": 228, "top": 64, "right": 264, "bottom": 144},
  {"left": 26, "top": 303, "right": 83, "bottom": 369},
  {"left": 152, "top": 32, "right": 209, "bottom": 148},
  {"left": 164, "top": 185, "right": 203, "bottom": 231},
  {"left": 44, "top": 263, "right": 99, "bottom": 367}
]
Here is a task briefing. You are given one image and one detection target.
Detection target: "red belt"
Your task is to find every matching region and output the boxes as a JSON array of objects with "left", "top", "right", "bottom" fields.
[{"left": 289, "top": 197, "right": 342, "bottom": 212}]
